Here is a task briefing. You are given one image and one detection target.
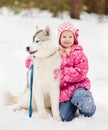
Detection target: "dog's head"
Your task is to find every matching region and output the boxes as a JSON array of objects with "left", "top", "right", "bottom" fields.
[{"left": 26, "top": 26, "right": 58, "bottom": 58}]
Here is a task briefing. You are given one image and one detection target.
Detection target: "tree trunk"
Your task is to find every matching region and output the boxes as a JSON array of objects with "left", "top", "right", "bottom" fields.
[
  {"left": 105, "top": 0, "right": 108, "bottom": 14},
  {"left": 84, "top": 0, "right": 106, "bottom": 14},
  {"left": 70, "top": 0, "right": 83, "bottom": 19}
]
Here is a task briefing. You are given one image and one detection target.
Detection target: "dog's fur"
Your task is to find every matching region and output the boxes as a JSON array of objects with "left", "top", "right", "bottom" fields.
[{"left": 4, "top": 26, "right": 61, "bottom": 121}]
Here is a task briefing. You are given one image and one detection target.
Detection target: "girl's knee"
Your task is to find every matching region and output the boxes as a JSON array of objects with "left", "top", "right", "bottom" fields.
[
  {"left": 71, "top": 88, "right": 96, "bottom": 117},
  {"left": 59, "top": 101, "right": 77, "bottom": 122},
  {"left": 60, "top": 111, "right": 74, "bottom": 121},
  {"left": 79, "top": 91, "right": 96, "bottom": 117},
  {"left": 79, "top": 103, "right": 96, "bottom": 117}
]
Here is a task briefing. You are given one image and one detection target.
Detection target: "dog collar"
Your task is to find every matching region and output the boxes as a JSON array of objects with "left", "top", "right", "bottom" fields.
[{"left": 46, "top": 50, "right": 58, "bottom": 58}]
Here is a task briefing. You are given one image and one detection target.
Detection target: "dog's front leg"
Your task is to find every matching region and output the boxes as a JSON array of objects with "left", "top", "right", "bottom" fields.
[
  {"left": 33, "top": 86, "right": 48, "bottom": 119},
  {"left": 50, "top": 86, "right": 61, "bottom": 121}
]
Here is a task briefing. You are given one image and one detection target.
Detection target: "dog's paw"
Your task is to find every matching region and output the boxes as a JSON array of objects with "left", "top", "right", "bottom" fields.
[
  {"left": 39, "top": 111, "right": 49, "bottom": 119},
  {"left": 53, "top": 115, "right": 61, "bottom": 121},
  {"left": 13, "top": 106, "right": 21, "bottom": 111}
]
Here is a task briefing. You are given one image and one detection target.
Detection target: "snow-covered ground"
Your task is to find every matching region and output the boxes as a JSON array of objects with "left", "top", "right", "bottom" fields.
[{"left": 0, "top": 7, "right": 108, "bottom": 130}]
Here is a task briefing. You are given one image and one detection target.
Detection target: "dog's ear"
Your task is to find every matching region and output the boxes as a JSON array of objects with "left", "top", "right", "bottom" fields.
[
  {"left": 44, "top": 26, "right": 50, "bottom": 36},
  {"left": 35, "top": 26, "right": 41, "bottom": 31}
]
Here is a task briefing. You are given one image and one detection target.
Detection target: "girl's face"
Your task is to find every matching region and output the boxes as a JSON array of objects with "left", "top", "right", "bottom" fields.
[{"left": 60, "top": 31, "right": 74, "bottom": 48}]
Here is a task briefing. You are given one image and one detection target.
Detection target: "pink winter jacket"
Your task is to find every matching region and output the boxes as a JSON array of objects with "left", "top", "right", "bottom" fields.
[{"left": 55, "top": 45, "right": 91, "bottom": 102}]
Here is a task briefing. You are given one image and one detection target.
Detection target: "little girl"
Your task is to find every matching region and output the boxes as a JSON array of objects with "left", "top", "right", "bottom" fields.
[{"left": 55, "top": 22, "right": 96, "bottom": 121}]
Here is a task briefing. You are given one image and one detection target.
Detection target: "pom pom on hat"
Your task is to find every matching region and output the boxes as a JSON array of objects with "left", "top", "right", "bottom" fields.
[{"left": 58, "top": 22, "right": 79, "bottom": 45}]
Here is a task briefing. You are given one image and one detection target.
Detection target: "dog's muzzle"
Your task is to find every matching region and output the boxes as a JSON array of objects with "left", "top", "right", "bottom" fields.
[
  {"left": 30, "top": 50, "right": 38, "bottom": 54},
  {"left": 26, "top": 47, "right": 38, "bottom": 54},
  {"left": 26, "top": 46, "right": 30, "bottom": 52}
]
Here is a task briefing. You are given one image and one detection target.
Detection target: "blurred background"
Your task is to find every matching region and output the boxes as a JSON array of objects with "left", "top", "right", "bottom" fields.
[{"left": 0, "top": 0, "right": 108, "bottom": 19}]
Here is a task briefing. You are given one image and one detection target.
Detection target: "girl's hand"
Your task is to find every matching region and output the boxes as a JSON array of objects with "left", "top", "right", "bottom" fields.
[{"left": 25, "top": 56, "right": 32, "bottom": 69}]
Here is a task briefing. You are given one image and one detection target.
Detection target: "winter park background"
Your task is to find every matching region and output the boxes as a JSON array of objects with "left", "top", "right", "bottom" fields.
[{"left": 0, "top": 7, "right": 108, "bottom": 130}]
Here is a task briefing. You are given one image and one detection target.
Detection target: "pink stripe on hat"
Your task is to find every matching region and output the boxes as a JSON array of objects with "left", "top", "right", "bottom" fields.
[{"left": 58, "top": 22, "right": 79, "bottom": 45}]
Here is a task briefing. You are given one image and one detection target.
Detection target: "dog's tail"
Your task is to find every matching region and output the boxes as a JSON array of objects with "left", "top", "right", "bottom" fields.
[{"left": 3, "top": 90, "right": 18, "bottom": 105}]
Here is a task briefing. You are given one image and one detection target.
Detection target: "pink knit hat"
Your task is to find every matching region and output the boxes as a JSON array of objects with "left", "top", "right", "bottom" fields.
[{"left": 58, "top": 22, "right": 79, "bottom": 45}]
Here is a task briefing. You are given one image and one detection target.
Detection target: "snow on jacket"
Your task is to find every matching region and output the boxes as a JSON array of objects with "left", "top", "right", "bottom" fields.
[{"left": 55, "top": 44, "right": 91, "bottom": 102}]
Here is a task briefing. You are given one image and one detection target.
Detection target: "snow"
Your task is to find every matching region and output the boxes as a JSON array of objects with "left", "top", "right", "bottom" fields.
[{"left": 0, "top": 7, "right": 108, "bottom": 130}]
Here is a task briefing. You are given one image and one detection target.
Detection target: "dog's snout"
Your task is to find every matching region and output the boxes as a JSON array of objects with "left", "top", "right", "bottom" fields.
[{"left": 26, "top": 47, "right": 30, "bottom": 52}]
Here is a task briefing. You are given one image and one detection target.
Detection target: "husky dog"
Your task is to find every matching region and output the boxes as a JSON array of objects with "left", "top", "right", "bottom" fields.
[{"left": 4, "top": 26, "right": 61, "bottom": 121}]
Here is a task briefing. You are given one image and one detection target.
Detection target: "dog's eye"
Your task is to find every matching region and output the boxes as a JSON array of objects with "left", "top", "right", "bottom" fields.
[{"left": 35, "top": 40, "right": 40, "bottom": 43}]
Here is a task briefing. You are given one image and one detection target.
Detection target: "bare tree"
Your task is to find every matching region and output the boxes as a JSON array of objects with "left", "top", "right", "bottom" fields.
[{"left": 70, "top": 0, "right": 83, "bottom": 19}]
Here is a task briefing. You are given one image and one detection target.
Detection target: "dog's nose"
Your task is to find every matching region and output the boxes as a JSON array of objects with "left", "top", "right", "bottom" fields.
[{"left": 26, "top": 47, "right": 30, "bottom": 52}]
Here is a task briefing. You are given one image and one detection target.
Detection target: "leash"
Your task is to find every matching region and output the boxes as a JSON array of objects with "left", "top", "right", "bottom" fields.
[{"left": 29, "top": 64, "right": 34, "bottom": 117}]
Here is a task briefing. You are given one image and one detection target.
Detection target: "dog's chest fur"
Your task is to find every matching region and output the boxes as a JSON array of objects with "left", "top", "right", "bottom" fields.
[{"left": 33, "top": 52, "right": 61, "bottom": 93}]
